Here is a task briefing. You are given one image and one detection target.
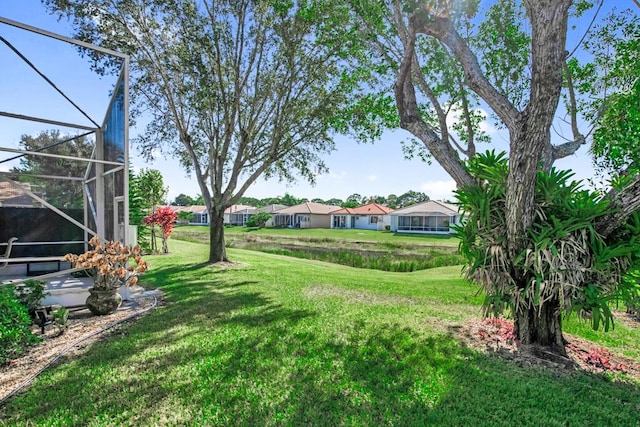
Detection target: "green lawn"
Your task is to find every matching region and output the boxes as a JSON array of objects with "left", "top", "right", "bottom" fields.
[
  {"left": 2, "top": 240, "right": 640, "bottom": 426},
  {"left": 175, "top": 224, "right": 460, "bottom": 248}
]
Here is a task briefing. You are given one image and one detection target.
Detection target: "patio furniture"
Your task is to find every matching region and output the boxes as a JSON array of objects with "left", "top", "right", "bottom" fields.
[{"left": 0, "top": 237, "right": 18, "bottom": 269}]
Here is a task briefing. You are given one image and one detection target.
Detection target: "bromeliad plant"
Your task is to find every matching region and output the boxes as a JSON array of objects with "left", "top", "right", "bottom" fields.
[
  {"left": 64, "top": 236, "right": 149, "bottom": 291},
  {"left": 454, "top": 151, "right": 640, "bottom": 354}
]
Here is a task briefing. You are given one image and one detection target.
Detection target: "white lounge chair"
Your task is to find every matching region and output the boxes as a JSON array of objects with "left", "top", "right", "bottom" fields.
[{"left": 0, "top": 237, "right": 18, "bottom": 269}]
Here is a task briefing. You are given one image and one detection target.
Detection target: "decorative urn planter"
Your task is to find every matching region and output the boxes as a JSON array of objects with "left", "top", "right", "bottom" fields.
[
  {"left": 64, "top": 236, "right": 148, "bottom": 317},
  {"left": 86, "top": 288, "right": 123, "bottom": 315}
]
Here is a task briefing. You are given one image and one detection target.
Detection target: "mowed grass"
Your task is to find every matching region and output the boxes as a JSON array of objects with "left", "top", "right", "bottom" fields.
[
  {"left": 2, "top": 240, "right": 640, "bottom": 426},
  {"left": 175, "top": 224, "right": 460, "bottom": 248}
]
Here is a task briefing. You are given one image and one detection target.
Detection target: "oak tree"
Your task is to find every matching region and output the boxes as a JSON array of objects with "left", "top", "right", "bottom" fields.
[{"left": 47, "top": 0, "right": 353, "bottom": 262}]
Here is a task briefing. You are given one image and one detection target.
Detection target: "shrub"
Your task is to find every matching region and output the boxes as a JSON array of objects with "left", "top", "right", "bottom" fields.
[
  {"left": 13, "top": 279, "right": 48, "bottom": 315},
  {"left": 53, "top": 307, "right": 70, "bottom": 332},
  {"left": 177, "top": 211, "right": 194, "bottom": 223},
  {"left": 0, "top": 285, "right": 40, "bottom": 365},
  {"left": 246, "top": 212, "right": 271, "bottom": 228}
]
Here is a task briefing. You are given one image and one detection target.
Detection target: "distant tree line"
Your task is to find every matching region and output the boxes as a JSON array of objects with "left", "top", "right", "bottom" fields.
[{"left": 170, "top": 190, "right": 431, "bottom": 209}]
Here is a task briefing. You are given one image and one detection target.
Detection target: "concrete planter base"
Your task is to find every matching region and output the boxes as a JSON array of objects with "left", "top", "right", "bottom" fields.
[{"left": 86, "top": 288, "right": 122, "bottom": 315}]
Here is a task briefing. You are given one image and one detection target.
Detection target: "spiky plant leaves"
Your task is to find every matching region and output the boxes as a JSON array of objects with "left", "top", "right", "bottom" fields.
[{"left": 455, "top": 151, "right": 640, "bottom": 331}]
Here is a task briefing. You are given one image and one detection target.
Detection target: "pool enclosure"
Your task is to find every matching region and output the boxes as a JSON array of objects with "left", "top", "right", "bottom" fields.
[{"left": 0, "top": 17, "right": 130, "bottom": 276}]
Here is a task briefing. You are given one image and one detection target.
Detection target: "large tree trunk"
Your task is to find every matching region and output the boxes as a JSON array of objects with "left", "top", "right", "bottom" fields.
[
  {"left": 505, "top": 2, "right": 571, "bottom": 357},
  {"left": 505, "top": 1, "right": 570, "bottom": 258},
  {"left": 515, "top": 297, "right": 566, "bottom": 358},
  {"left": 208, "top": 207, "right": 228, "bottom": 263},
  {"left": 394, "top": 1, "right": 573, "bottom": 356}
]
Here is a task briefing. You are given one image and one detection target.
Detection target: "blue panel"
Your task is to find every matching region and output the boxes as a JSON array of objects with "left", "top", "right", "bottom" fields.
[{"left": 103, "top": 79, "right": 125, "bottom": 168}]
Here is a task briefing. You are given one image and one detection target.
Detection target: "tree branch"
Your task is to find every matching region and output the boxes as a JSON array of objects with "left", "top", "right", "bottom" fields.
[
  {"left": 411, "top": 14, "right": 520, "bottom": 131},
  {"left": 597, "top": 176, "right": 640, "bottom": 238},
  {"left": 551, "top": 60, "right": 586, "bottom": 161},
  {"left": 394, "top": 21, "right": 474, "bottom": 187}
]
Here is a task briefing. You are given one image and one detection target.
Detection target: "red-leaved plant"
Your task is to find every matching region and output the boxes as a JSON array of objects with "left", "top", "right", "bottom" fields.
[
  {"left": 143, "top": 206, "right": 177, "bottom": 254},
  {"left": 482, "top": 318, "right": 516, "bottom": 342}
]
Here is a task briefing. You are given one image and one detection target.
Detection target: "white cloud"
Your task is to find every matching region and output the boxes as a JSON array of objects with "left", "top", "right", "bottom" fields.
[
  {"left": 319, "top": 170, "right": 347, "bottom": 180},
  {"left": 367, "top": 174, "right": 378, "bottom": 182},
  {"left": 0, "top": 165, "right": 9, "bottom": 172},
  {"left": 420, "top": 180, "right": 457, "bottom": 200}
]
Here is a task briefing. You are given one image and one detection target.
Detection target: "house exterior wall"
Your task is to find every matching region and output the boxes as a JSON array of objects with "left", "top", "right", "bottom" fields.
[
  {"left": 332, "top": 214, "right": 391, "bottom": 230},
  {"left": 352, "top": 215, "right": 378, "bottom": 230},
  {"left": 380, "top": 214, "right": 392, "bottom": 231},
  {"left": 301, "top": 214, "right": 331, "bottom": 229}
]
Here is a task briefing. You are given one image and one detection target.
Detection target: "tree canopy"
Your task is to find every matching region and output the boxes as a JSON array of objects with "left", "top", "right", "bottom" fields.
[
  {"left": 47, "top": 0, "right": 356, "bottom": 262},
  {"left": 9, "top": 130, "right": 93, "bottom": 209}
]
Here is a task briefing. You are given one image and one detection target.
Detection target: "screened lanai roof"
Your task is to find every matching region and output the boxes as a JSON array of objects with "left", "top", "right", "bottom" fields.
[
  {"left": 0, "top": 16, "right": 130, "bottom": 263},
  {"left": 390, "top": 200, "right": 459, "bottom": 216}
]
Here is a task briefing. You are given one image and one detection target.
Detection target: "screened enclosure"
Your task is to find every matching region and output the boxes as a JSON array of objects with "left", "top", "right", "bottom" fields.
[{"left": 0, "top": 16, "right": 130, "bottom": 272}]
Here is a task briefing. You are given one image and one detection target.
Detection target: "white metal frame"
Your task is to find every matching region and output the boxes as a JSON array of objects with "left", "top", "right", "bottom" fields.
[{"left": 0, "top": 16, "right": 130, "bottom": 266}]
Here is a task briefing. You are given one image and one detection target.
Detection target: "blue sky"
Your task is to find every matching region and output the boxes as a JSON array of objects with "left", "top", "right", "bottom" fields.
[{"left": 0, "top": 0, "right": 609, "bottom": 203}]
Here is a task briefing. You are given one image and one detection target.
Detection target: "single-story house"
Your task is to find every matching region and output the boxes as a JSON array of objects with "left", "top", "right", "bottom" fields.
[
  {"left": 168, "top": 205, "right": 209, "bottom": 224},
  {"left": 228, "top": 207, "right": 255, "bottom": 226},
  {"left": 389, "top": 200, "right": 460, "bottom": 234},
  {"left": 271, "top": 202, "right": 341, "bottom": 229},
  {"left": 255, "top": 204, "right": 287, "bottom": 227},
  {"left": 224, "top": 204, "right": 255, "bottom": 225},
  {"left": 330, "top": 203, "right": 394, "bottom": 231},
  {"left": 167, "top": 204, "right": 262, "bottom": 225},
  {"left": 229, "top": 204, "right": 289, "bottom": 227}
]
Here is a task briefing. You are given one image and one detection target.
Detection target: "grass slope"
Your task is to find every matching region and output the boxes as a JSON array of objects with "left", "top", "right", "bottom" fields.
[{"left": 1, "top": 240, "right": 639, "bottom": 426}]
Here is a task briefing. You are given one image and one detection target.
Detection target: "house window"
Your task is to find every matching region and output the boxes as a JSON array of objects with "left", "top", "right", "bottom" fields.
[
  {"left": 398, "top": 216, "right": 411, "bottom": 229},
  {"left": 369, "top": 216, "right": 379, "bottom": 224}
]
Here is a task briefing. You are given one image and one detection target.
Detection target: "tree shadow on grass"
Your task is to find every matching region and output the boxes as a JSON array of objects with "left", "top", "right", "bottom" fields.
[
  {"left": 191, "top": 322, "right": 640, "bottom": 426},
  {"left": 0, "top": 260, "right": 316, "bottom": 423},
  {"left": 3, "top": 260, "right": 640, "bottom": 425},
  {"left": 4, "top": 319, "right": 640, "bottom": 426}
]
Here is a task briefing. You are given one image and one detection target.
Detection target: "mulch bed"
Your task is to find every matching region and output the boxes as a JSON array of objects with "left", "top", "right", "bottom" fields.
[
  {"left": 456, "top": 316, "right": 640, "bottom": 380},
  {"left": 0, "top": 295, "right": 157, "bottom": 403}
]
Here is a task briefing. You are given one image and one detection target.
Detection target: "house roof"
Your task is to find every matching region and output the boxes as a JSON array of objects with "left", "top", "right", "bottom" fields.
[
  {"left": 331, "top": 203, "right": 394, "bottom": 215},
  {"left": 390, "top": 200, "right": 459, "bottom": 216},
  {"left": 0, "top": 181, "right": 34, "bottom": 207},
  {"left": 166, "top": 204, "right": 256, "bottom": 215},
  {"left": 224, "top": 204, "right": 254, "bottom": 214},
  {"left": 229, "top": 207, "right": 257, "bottom": 215},
  {"left": 273, "top": 201, "right": 341, "bottom": 215},
  {"left": 165, "top": 205, "right": 207, "bottom": 214},
  {"left": 256, "top": 204, "right": 287, "bottom": 213},
  {"left": 189, "top": 205, "right": 208, "bottom": 214}
]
